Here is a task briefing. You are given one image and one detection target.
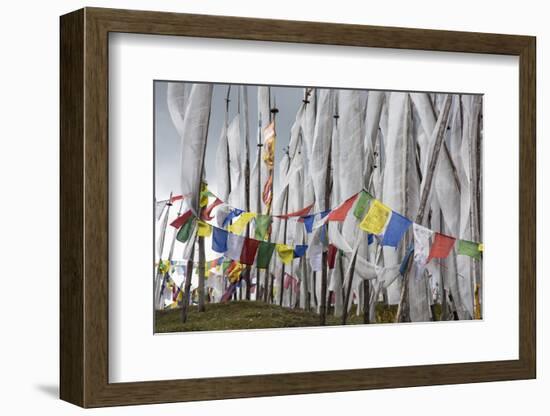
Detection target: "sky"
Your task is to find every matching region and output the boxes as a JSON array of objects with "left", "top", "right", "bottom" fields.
[{"left": 154, "top": 82, "right": 304, "bottom": 203}]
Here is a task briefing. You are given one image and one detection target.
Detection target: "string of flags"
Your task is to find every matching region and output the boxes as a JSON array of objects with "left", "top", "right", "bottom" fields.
[{"left": 165, "top": 188, "right": 483, "bottom": 272}]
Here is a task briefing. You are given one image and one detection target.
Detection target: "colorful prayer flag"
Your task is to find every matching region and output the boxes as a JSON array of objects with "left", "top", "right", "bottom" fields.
[
  {"left": 302, "top": 210, "right": 330, "bottom": 233},
  {"left": 197, "top": 221, "right": 212, "bottom": 237},
  {"left": 327, "top": 244, "right": 338, "bottom": 269},
  {"left": 293, "top": 244, "right": 308, "bottom": 258},
  {"left": 226, "top": 233, "right": 245, "bottom": 260},
  {"left": 427, "top": 232, "right": 456, "bottom": 263},
  {"left": 228, "top": 212, "right": 256, "bottom": 235},
  {"left": 276, "top": 244, "right": 294, "bottom": 265},
  {"left": 457, "top": 239, "right": 482, "bottom": 259},
  {"left": 353, "top": 191, "right": 374, "bottom": 219},
  {"left": 212, "top": 227, "right": 228, "bottom": 253},
  {"left": 413, "top": 223, "right": 433, "bottom": 264},
  {"left": 222, "top": 208, "right": 243, "bottom": 228},
  {"left": 381, "top": 211, "right": 412, "bottom": 248},
  {"left": 240, "top": 238, "right": 260, "bottom": 265},
  {"left": 327, "top": 193, "right": 359, "bottom": 222},
  {"left": 170, "top": 210, "right": 193, "bottom": 229},
  {"left": 227, "top": 262, "right": 244, "bottom": 283},
  {"left": 359, "top": 200, "right": 391, "bottom": 234},
  {"left": 201, "top": 197, "right": 223, "bottom": 221},
  {"left": 256, "top": 241, "right": 276, "bottom": 269},
  {"left": 275, "top": 203, "right": 314, "bottom": 219},
  {"left": 254, "top": 214, "right": 272, "bottom": 240},
  {"left": 176, "top": 217, "right": 195, "bottom": 243}
]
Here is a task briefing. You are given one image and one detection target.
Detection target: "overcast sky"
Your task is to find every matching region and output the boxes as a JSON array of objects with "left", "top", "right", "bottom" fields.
[{"left": 154, "top": 82, "right": 304, "bottom": 202}]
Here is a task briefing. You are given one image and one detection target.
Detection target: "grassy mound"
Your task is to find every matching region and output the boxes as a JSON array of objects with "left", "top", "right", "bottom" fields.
[{"left": 154, "top": 301, "right": 401, "bottom": 333}]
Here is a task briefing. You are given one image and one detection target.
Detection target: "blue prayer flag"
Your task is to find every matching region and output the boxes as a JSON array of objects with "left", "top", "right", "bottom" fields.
[
  {"left": 368, "top": 234, "right": 374, "bottom": 245},
  {"left": 222, "top": 209, "right": 244, "bottom": 228},
  {"left": 212, "top": 227, "right": 228, "bottom": 253},
  {"left": 381, "top": 211, "right": 412, "bottom": 248},
  {"left": 294, "top": 244, "right": 308, "bottom": 258},
  {"left": 302, "top": 215, "right": 315, "bottom": 233}
]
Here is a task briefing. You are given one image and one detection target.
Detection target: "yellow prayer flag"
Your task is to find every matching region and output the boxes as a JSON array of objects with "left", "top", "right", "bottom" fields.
[
  {"left": 359, "top": 199, "right": 391, "bottom": 234},
  {"left": 197, "top": 221, "right": 212, "bottom": 237},
  {"left": 276, "top": 244, "right": 294, "bottom": 265},
  {"left": 478, "top": 243, "right": 484, "bottom": 252},
  {"left": 228, "top": 262, "right": 244, "bottom": 283},
  {"left": 228, "top": 212, "right": 257, "bottom": 235}
]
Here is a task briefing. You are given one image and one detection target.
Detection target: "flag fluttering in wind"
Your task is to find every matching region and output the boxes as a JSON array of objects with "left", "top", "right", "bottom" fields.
[
  {"left": 240, "top": 238, "right": 260, "bottom": 265},
  {"left": 382, "top": 211, "right": 412, "bottom": 248},
  {"left": 457, "top": 239, "right": 482, "bottom": 259},
  {"left": 427, "top": 232, "right": 456, "bottom": 263},
  {"left": 326, "top": 193, "right": 359, "bottom": 222},
  {"left": 212, "top": 227, "right": 228, "bottom": 253},
  {"left": 228, "top": 212, "right": 256, "bottom": 235},
  {"left": 276, "top": 244, "right": 294, "bottom": 265},
  {"left": 254, "top": 214, "right": 272, "bottom": 240},
  {"left": 413, "top": 223, "right": 434, "bottom": 265},
  {"left": 256, "top": 241, "right": 276, "bottom": 269},
  {"left": 359, "top": 200, "right": 391, "bottom": 234}
]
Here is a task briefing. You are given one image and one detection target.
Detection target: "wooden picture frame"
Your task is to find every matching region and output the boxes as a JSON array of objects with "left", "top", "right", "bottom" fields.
[{"left": 60, "top": 7, "right": 536, "bottom": 408}]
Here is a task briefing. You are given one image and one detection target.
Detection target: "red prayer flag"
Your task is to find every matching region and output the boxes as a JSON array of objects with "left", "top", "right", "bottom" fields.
[
  {"left": 170, "top": 210, "right": 193, "bottom": 229},
  {"left": 327, "top": 244, "right": 338, "bottom": 269},
  {"left": 427, "top": 232, "right": 456, "bottom": 263},
  {"left": 170, "top": 195, "right": 184, "bottom": 203},
  {"left": 326, "top": 193, "right": 359, "bottom": 222},
  {"left": 201, "top": 197, "right": 223, "bottom": 221},
  {"left": 240, "top": 238, "right": 261, "bottom": 265},
  {"left": 275, "top": 203, "right": 314, "bottom": 219}
]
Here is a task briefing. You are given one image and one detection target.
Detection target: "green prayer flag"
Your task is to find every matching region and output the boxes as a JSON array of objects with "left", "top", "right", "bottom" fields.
[
  {"left": 254, "top": 215, "right": 272, "bottom": 240},
  {"left": 222, "top": 260, "right": 232, "bottom": 274},
  {"left": 176, "top": 218, "right": 195, "bottom": 243},
  {"left": 457, "top": 239, "right": 481, "bottom": 259},
  {"left": 353, "top": 191, "right": 374, "bottom": 219},
  {"left": 256, "top": 241, "right": 276, "bottom": 269}
]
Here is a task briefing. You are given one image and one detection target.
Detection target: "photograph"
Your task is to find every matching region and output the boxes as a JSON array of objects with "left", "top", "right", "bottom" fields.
[{"left": 153, "top": 81, "right": 484, "bottom": 333}]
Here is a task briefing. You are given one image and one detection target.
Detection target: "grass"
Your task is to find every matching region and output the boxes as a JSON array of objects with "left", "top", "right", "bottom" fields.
[{"left": 154, "top": 301, "right": 409, "bottom": 333}]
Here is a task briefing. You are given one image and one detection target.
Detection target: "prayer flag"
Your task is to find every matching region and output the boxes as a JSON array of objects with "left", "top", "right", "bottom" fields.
[
  {"left": 478, "top": 243, "right": 484, "bottom": 252},
  {"left": 327, "top": 193, "right": 359, "bottom": 222},
  {"left": 303, "top": 210, "right": 330, "bottom": 233},
  {"left": 353, "top": 191, "right": 374, "bottom": 219},
  {"left": 197, "top": 221, "right": 212, "bottom": 237},
  {"left": 176, "top": 218, "right": 195, "bottom": 243},
  {"left": 228, "top": 262, "right": 244, "bottom": 283},
  {"left": 413, "top": 223, "right": 433, "bottom": 264},
  {"left": 457, "top": 239, "right": 482, "bottom": 260},
  {"left": 427, "top": 232, "right": 456, "bottom": 263},
  {"left": 228, "top": 212, "right": 256, "bottom": 235},
  {"left": 170, "top": 210, "right": 193, "bottom": 229},
  {"left": 226, "top": 233, "right": 245, "bottom": 260},
  {"left": 381, "top": 211, "right": 412, "bottom": 248},
  {"left": 254, "top": 214, "right": 272, "bottom": 240},
  {"left": 256, "top": 241, "right": 276, "bottom": 269},
  {"left": 327, "top": 244, "right": 337, "bottom": 269},
  {"left": 212, "top": 227, "right": 228, "bottom": 253},
  {"left": 201, "top": 197, "right": 223, "bottom": 221},
  {"left": 359, "top": 200, "right": 391, "bottom": 234},
  {"left": 275, "top": 203, "right": 314, "bottom": 219},
  {"left": 222, "top": 208, "right": 244, "bottom": 228},
  {"left": 293, "top": 244, "right": 308, "bottom": 258},
  {"left": 276, "top": 244, "right": 294, "bottom": 265},
  {"left": 240, "top": 238, "right": 260, "bottom": 265}
]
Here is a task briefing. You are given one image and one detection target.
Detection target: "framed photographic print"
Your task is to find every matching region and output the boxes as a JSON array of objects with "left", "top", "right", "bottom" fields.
[{"left": 60, "top": 7, "right": 536, "bottom": 408}]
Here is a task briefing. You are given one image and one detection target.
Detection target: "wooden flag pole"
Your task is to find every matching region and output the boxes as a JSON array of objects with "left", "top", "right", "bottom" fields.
[{"left": 395, "top": 94, "right": 452, "bottom": 323}]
